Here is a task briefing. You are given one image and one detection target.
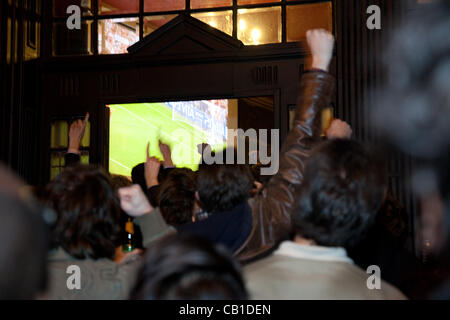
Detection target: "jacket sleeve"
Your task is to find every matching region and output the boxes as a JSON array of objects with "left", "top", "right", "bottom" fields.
[
  {"left": 64, "top": 152, "right": 81, "bottom": 167},
  {"left": 236, "top": 70, "right": 335, "bottom": 262},
  {"left": 134, "top": 208, "right": 176, "bottom": 248},
  {"left": 146, "top": 185, "right": 160, "bottom": 208}
]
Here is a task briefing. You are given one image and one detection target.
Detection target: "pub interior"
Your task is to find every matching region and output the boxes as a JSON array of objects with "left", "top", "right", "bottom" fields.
[{"left": 1, "top": 0, "right": 450, "bottom": 301}]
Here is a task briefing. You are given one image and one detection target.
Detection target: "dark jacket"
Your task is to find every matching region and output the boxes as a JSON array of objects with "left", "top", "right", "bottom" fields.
[
  {"left": 237, "top": 70, "right": 335, "bottom": 263},
  {"left": 178, "top": 70, "right": 335, "bottom": 263},
  {"left": 177, "top": 202, "right": 253, "bottom": 253}
]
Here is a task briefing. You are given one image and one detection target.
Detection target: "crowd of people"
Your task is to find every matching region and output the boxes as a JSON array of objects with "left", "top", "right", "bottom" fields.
[{"left": 1, "top": 2, "right": 450, "bottom": 300}]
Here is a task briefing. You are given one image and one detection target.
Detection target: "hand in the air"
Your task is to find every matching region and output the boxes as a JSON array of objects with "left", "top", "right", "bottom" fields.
[
  {"left": 145, "top": 142, "right": 161, "bottom": 188},
  {"left": 306, "top": 29, "right": 335, "bottom": 72},
  {"left": 118, "top": 184, "right": 153, "bottom": 217},
  {"left": 68, "top": 112, "right": 89, "bottom": 152},
  {"left": 326, "top": 119, "right": 353, "bottom": 140}
]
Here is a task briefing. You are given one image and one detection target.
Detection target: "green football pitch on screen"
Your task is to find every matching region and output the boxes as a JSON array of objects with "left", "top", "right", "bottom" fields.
[{"left": 108, "top": 102, "right": 228, "bottom": 177}]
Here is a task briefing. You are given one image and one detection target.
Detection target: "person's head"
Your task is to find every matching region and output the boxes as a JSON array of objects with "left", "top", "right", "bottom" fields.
[
  {"left": 0, "top": 164, "right": 48, "bottom": 299},
  {"left": 131, "top": 162, "right": 167, "bottom": 193},
  {"left": 293, "top": 139, "right": 388, "bottom": 248},
  {"left": 130, "top": 234, "right": 248, "bottom": 300},
  {"left": 45, "top": 164, "right": 122, "bottom": 260},
  {"left": 131, "top": 163, "right": 148, "bottom": 193},
  {"left": 197, "top": 147, "right": 254, "bottom": 213},
  {"left": 159, "top": 168, "right": 197, "bottom": 226},
  {"left": 110, "top": 174, "right": 133, "bottom": 191}
]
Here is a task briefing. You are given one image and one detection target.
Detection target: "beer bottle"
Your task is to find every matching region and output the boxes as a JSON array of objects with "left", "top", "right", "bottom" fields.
[{"left": 122, "top": 217, "right": 135, "bottom": 252}]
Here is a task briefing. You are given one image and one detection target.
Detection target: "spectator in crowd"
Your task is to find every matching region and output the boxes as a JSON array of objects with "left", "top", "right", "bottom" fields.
[
  {"left": 158, "top": 168, "right": 199, "bottom": 226},
  {"left": 110, "top": 174, "right": 144, "bottom": 261},
  {"left": 371, "top": 1, "right": 450, "bottom": 299},
  {"left": 176, "top": 28, "right": 339, "bottom": 262},
  {"left": 43, "top": 164, "right": 174, "bottom": 299},
  {"left": 244, "top": 138, "right": 406, "bottom": 299},
  {"left": 0, "top": 164, "right": 48, "bottom": 299},
  {"left": 110, "top": 174, "right": 133, "bottom": 190},
  {"left": 130, "top": 234, "right": 248, "bottom": 300},
  {"left": 131, "top": 141, "right": 174, "bottom": 207}
]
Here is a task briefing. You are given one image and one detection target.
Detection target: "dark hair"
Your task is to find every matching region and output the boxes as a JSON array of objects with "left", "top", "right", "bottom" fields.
[
  {"left": 130, "top": 234, "right": 248, "bottom": 300},
  {"left": 131, "top": 162, "right": 167, "bottom": 193},
  {"left": 198, "top": 148, "right": 254, "bottom": 213},
  {"left": 45, "top": 164, "right": 122, "bottom": 260},
  {"left": 159, "top": 168, "right": 197, "bottom": 226},
  {"left": 110, "top": 174, "right": 133, "bottom": 191},
  {"left": 293, "top": 139, "right": 388, "bottom": 247}
]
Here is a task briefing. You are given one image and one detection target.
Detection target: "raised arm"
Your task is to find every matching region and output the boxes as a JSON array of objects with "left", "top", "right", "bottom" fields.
[
  {"left": 237, "top": 29, "right": 336, "bottom": 261},
  {"left": 65, "top": 113, "right": 89, "bottom": 167}
]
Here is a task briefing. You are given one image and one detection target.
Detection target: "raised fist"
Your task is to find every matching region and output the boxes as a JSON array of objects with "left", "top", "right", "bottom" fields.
[{"left": 306, "top": 29, "right": 335, "bottom": 72}]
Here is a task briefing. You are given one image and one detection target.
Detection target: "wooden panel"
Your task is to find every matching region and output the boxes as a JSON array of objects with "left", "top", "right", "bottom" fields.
[{"left": 335, "top": 0, "right": 417, "bottom": 253}]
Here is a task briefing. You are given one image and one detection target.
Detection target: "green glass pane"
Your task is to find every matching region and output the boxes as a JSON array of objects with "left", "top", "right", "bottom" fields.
[
  {"left": 50, "top": 167, "right": 61, "bottom": 180},
  {"left": 80, "top": 121, "right": 90, "bottom": 147},
  {"left": 50, "top": 121, "right": 68, "bottom": 148},
  {"left": 80, "top": 152, "right": 89, "bottom": 164},
  {"left": 50, "top": 152, "right": 63, "bottom": 166}
]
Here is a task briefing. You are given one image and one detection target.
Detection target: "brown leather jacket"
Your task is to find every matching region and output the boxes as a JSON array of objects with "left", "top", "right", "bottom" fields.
[{"left": 235, "top": 70, "right": 335, "bottom": 263}]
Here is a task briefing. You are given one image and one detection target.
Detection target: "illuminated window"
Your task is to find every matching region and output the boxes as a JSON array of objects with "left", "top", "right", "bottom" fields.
[
  {"left": 99, "top": 18, "right": 139, "bottom": 54},
  {"left": 191, "top": 0, "right": 233, "bottom": 10},
  {"left": 191, "top": 11, "right": 233, "bottom": 36},
  {"left": 144, "top": 15, "right": 178, "bottom": 37},
  {"left": 287, "top": 2, "right": 333, "bottom": 42},
  {"left": 53, "top": 0, "right": 93, "bottom": 17},
  {"left": 49, "top": 119, "right": 90, "bottom": 180},
  {"left": 238, "top": 7, "right": 281, "bottom": 45},
  {"left": 50, "top": 1, "right": 335, "bottom": 55},
  {"left": 238, "top": 0, "right": 280, "bottom": 4},
  {"left": 144, "top": 0, "right": 185, "bottom": 13},
  {"left": 99, "top": 0, "right": 139, "bottom": 15}
]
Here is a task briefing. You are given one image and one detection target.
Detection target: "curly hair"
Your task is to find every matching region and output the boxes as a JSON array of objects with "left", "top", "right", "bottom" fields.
[
  {"left": 159, "top": 168, "right": 197, "bottom": 226},
  {"left": 45, "top": 164, "right": 122, "bottom": 260}
]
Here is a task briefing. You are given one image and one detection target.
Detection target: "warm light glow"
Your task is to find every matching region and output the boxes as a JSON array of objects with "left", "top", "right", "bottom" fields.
[
  {"left": 209, "top": 21, "right": 217, "bottom": 28},
  {"left": 239, "top": 19, "right": 246, "bottom": 31},
  {"left": 251, "top": 28, "right": 261, "bottom": 44}
]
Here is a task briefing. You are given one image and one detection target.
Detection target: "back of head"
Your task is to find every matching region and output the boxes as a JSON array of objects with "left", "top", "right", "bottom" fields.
[
  {"left": 159, "top": 168, "right": 197, "bottom": 226},
  {"left": 0, "top": 165, "right": 48, "bottom": 299},
  {"left": 45, "top": 164, "right": 121, "bottom": 260},
  {"left": 293, "top": 139, "right": 387, "bottom": 247},
  {"left": 110, "top": 174, "right": 133, "bottom": 191},
  {"left": 130, "top": 234, "right": 248, "bottom": 300},
  {"left": 198, "top": 147, "right": 254, "bottom": 213}
]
